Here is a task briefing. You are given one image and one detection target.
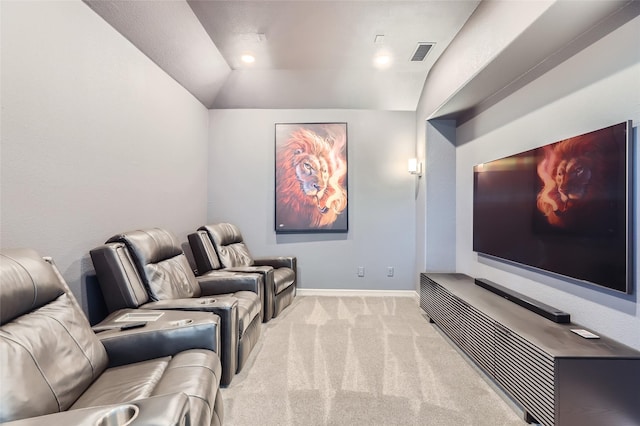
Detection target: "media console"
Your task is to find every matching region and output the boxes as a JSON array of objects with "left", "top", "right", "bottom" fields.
[{"left": 420, "top": 272, "right": 640, "bottom": 426}]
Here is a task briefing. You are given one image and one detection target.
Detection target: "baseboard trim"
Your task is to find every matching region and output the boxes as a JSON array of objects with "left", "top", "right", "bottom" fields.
[{"left": 298, "top": 288, "right": 419, "bottom": 299}]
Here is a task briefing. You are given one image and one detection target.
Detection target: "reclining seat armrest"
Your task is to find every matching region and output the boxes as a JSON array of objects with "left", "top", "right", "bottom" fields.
[
  {"left": 197, "top": 271, "right": 264, "bottom": 323},
  {"left": 90, "top": 243, "right": 150, "bottom": 312},
  {"left": 254, "top": 256, "right": 297, "bottom": 273},
  {"left": 97, "top": 314, "right": 221, "bottom": 368},
  {"left": 2, "top": 393, "right": 191, "bottom": 426},
  {"left": 197, "top": 270, "right": 264, "bottom": 317},
  {"left": 196, "top": 271, "right": 263, "bottom": 301},
  {"left": 125, "top": 297, "right": 239, "bottom": 387},
  {"left": 221, "top": 265, "right": 275, "bottom": 322},
  {"left": 187, "top": 231, "right": 222, "bottom": 275},
  {"left": 253, "top": 257, "right": 297, "bottom": 315},
  {"left": 254, "top": 257, "right": 297, "bottom": 294}
]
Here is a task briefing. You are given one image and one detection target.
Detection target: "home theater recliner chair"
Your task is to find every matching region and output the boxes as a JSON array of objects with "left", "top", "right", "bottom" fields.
[
  {"left": 0, "top": 248, "right": 224, "bottom": 425},
  {"left": 90, "top": 227, "right": 263, "bottom": 386},
  {"left": 189, "top": 222, "right": 297, "bottom": 321}
]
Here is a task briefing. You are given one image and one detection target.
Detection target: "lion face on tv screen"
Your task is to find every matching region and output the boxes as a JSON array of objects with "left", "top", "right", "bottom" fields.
[
  {"left": 276, "top": 127, "right": 347, "bottom": 229},
  {"left": 536, "top": 130, "right": 617, "bottom": 229}
]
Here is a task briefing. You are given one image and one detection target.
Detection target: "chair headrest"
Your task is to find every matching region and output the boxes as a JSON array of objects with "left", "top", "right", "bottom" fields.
[
  {"left": 0, "top": 248, "right": 66, "bottom": 325},
  {"left": 199, "top": 223, "right": 254, "bottom": 268},
  {"left": 107, "top": 228, "right": 183, "bottom": 266},
  {"left": 200, "top": 223, "right": 243, "bottom": 246}
]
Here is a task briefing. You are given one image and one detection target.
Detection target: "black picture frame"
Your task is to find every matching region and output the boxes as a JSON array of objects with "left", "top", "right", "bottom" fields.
[{"left": 274, "top": 122, "right": 348, "bottom": 233}]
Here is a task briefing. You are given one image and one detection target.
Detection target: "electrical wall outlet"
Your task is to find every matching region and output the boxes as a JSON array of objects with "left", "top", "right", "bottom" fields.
[
  {"left": 357, "top": 266, "right": 365, "bottom": 277},
  {"left": 387, "top": 267, "right": 394, "bottom": 277}
]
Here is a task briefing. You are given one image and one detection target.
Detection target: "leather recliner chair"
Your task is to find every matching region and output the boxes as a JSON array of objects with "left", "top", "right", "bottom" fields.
[
  {"left": 188, "top": 223, "right": 296, "bottom": 321},
  {"left": 90, "top": 227, "right": 263, "bottom": 386},
  {"left": 0, "top": 248, "right": 224, "bottom": 425}
]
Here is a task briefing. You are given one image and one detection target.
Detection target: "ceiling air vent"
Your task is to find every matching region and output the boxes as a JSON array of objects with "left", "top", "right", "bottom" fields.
[{"left": 410, "top": 43, "right": 434, "bottom": 62}]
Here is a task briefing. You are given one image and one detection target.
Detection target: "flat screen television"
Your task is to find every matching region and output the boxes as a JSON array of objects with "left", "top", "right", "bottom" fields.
[{"left": 473, "top": 121, "right": 633, "bottom": 294}]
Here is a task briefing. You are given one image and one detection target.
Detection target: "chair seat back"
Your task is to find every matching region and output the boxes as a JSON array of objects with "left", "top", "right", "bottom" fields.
[
  {"left": 0, "top": 249, "right": 108, "bottom": 422},
  {"left": 106, "top": 228, "right": 202, "bottom": 301},
  {"left": 201, "top": 223, "right": 254, "bottom": 268}
]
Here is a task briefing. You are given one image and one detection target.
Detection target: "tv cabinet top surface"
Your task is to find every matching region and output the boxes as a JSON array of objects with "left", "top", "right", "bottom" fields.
[{"left": 422, "top": 272, "right": 640, "bottom": 359}]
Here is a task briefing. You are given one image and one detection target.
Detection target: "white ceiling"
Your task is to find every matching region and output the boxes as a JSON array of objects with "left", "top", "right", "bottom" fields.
[
  {"left": 84, "top": 0, "right": 480, "bottom": 111},
  {"left": 84, "top": 0, "right": 637, "bottom": 115}
]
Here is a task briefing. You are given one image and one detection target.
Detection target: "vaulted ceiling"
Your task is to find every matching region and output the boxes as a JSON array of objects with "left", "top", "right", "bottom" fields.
[{"left": 84, "top": 0, "right": 637, "bottom": 116}]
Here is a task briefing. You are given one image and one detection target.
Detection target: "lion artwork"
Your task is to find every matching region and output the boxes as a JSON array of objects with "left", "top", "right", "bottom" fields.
[
  {"left": 276, "top": 126, "right": 347, "bottom": 230},
  {"left": 536, "top": 130, "right": 616, "bottom": 229}
]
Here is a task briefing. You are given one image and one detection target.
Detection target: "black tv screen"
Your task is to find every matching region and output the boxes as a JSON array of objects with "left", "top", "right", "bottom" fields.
[{"left": 473, "top": 121, "right": 633, "bottom": 294}]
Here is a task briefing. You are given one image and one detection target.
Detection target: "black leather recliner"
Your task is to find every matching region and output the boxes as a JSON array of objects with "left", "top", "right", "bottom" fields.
[
  {"left": 90, "top": 227, "right": 263, "bottom": 386},
  {"left": 189, "top": 223, "right": 296, "bottom": 321},
  {"left": 0, "top": 248, "right": 224, "bottom": 425}
]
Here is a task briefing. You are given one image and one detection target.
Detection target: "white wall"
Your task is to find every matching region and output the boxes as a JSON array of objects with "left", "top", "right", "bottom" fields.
[
  {"left": 1, "top": 1, "right": 209, "bottom": 322},
  {"left": 456, "top": 14, "right": 640, "bottom": 350},
  {"left": 208, "top": 109, "right": 416, "bottom": 291}
]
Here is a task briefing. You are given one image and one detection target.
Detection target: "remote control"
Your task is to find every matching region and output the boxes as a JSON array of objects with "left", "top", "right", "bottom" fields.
[
  {"left": 571, "top": 328, "right": 600, "bottom": 339},
  {"left": 120, "top": 321, "right": 147, "bottom": 331},
  {"left": 92, "top": 325, "right": 120, "bottom": 333}
]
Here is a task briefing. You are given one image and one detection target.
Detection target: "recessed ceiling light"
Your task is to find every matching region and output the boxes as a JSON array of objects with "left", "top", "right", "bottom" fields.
[
  {"left": 241, "top": 54, "right": 256, "bottom": 64},
  {"left": 374, "top": 54, "right": 391, "bottom": 67}
]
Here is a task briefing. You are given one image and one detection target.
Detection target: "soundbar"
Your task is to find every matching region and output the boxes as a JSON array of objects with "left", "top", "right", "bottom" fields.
[{"left": 474, "top": 278, "right": 571, "bottom": 323}]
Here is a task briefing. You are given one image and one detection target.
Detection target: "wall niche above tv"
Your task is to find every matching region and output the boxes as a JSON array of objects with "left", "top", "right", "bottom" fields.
[{"left": 473, "top": 121, "right": 634, "bottom": 294}]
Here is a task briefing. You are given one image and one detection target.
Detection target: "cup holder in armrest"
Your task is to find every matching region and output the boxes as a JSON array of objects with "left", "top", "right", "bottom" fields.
[
  {"left": 96, "top": 404, "right": 139, "bottom": 426},
  {"left": 170, "top": 319, "right": 194, "bottom": 327},
  {"left": 199, "top": 298, "right": 216, "bottom": 304}
]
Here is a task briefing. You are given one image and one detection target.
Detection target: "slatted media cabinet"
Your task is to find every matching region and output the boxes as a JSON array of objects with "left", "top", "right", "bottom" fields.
[{"left": 420, "top": 273, "right": 640, "bottom": 426}]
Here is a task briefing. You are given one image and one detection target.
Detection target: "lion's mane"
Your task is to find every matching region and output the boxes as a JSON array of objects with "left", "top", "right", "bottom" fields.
[
  {"left": 276, "top": 128, "right": 347, "bottom": 228},
  {"left": 536, "top": 131, "right": 614, "bottom": 228}
]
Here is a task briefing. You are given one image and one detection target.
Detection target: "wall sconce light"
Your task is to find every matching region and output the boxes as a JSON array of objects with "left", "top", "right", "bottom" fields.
[{"left": 408, "top": 158, "right": 422, "bottom": 177}]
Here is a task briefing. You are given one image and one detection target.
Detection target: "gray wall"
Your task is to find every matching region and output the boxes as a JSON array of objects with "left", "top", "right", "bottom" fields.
[
  {"left": 207, "top": 109, "right": 417, "bottom": 291},
  {"left": 455, "top": 14, "right": 640, "bottom": 350},
  {"left": 424, "top": 120, "right": 456, "bottom": 272},
  {"left": 1, "top": 1, "right": 209, "bottom": 322},
  {"left": 415, "top": 0, "right": 552, "bottom": 122},
  {"left": 413, "top": 1, "right": 553, "bottom": 291}
]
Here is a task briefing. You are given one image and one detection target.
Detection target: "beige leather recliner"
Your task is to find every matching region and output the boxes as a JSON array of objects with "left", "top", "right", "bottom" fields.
[
  {"left": 189, "top": 223, "right": 297, "bottom": 321},
  {"left": 0, "top": 248, "right": 224, "bottom": 425},
  {"left": 90, "top": 227, "right": 263, "bottom": 386}
]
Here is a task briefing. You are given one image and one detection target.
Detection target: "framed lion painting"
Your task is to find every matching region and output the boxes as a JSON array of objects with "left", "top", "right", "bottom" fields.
[{"left": 274, "top": 122, "right": 348, "bottom": 233}]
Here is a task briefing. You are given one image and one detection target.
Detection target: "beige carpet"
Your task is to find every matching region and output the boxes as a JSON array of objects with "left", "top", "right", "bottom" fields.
[{"left": 220, "top": 296, "right": 526, "bottom": 425}]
